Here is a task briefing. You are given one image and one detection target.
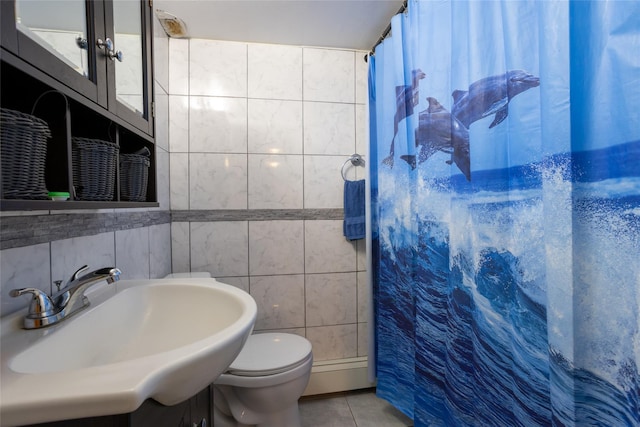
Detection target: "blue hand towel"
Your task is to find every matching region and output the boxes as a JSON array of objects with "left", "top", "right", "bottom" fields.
[{"left": 343, "top": 179, "right": 366, "bottom": 241}]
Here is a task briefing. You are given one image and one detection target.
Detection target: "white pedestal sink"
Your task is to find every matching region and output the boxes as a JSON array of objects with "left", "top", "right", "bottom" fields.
[{"left": 0, "top": 278, "right": 256, "bottom": 426}]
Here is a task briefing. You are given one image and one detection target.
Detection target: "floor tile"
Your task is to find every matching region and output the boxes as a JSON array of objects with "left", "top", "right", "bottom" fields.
[
  {"left": 300, "top": 395, "right": 357, "bottom": 427},
  {"left": 346, "top": 390, "right": 413, "bottom": 427},
  {"left": 214, "top": 388, "right": 414, "bottom": 427}
]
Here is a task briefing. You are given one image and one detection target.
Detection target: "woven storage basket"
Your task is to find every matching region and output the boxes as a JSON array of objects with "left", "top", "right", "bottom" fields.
[
  {"left": 72, "top": 137, "right": 118, "bottom": 201},
  {"left": 120, "top": 153, "right": 150, "bottom": 202},
  {"left": 0, "top": 108, "right": 51, "bottom": 199}
]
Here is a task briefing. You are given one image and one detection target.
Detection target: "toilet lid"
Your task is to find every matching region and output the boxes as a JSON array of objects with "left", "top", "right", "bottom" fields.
[{"left": 227, "top": 333, "right": 312, "bottom": 377}]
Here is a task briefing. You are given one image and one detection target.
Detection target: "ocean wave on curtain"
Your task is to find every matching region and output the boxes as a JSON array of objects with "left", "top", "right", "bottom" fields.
[{"left": 368, "top": 1, "right": 640, "bottom": 426}]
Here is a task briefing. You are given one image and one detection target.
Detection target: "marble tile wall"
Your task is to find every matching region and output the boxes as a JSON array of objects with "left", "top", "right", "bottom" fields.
[
  {"left": 168, "top": 38, "right": 370, "bottom": 361},
  {"left": 0, "top": 17, "right": 172, "bottom": 317}
]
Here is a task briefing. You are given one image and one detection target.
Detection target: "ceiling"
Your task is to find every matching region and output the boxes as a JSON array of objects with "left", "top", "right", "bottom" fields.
[{"left": 152, "top": 0, "right": 404, "bottom": 51}]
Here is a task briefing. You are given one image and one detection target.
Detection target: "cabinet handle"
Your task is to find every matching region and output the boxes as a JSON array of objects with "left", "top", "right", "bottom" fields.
[
  {"left": 109, "top": 50, "right": 124, "bottom": 62},
  {"left": 96, "top": 38, "right": 123, "bottom": 62},
  {"left": 76, "top": 37, "right": 88, "bottom": 50},
  {"left": 96, "top": 37, "right": 113, "bottom": 52}
]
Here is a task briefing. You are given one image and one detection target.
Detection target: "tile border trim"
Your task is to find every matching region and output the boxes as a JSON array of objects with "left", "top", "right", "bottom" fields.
[
  {"left": 171, "top": 208, "right": 343, "bottom": 222},
  {"left": 1, "top": 211, "right": 171, "bottom": 250},
  {"left": 1, "top": 209, "right": 344, "bottom": 250}
]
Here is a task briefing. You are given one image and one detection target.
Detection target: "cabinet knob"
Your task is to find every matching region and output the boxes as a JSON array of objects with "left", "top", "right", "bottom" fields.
[
  {"left": 96, "top": 38, "right": 123, "bottom": 62},
  {"left": 109, "top": 50, "right": 124, "bottom": 62},
  {"left": 96, "top": 38, "right": 114, "bottom": 52},
  {"left": 191, "top": 419, "right": 206, "bottom": 427}
]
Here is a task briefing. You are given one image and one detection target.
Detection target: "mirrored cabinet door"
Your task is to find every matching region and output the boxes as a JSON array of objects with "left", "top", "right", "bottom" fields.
[
  {"left": 1, "top": 0, "right": 153, "bottom": 136},
  {"left": 112, "top": 0, "right": 144, "bottom": 116},
  {"left": 4, "top": 0, "right": 108, "bottom": 107},
  {"left": 105, "top": 0, "right": 154, "bottom": 136},
  {"left": 15, "top": 0, "right": 90, "bottom": 77}
]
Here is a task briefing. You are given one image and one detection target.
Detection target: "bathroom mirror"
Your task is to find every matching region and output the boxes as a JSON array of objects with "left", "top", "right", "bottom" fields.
[
  {"left": 113, "top": 0, "right": 145, "bottom": 116},
  {"left": 15, "top": 0, "right": 90, "bottom": 77}
]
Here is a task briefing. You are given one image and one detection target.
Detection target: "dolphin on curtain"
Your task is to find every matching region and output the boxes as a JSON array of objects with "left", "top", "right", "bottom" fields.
[
  {"left": 451, "top": 69, "right": 540, "bottom": 129},
  {"left": 382, "top": 69, "right": 427, "bottom": 167},
  {"left": 400, "top": 97, "right": 471, "bottom": 180}
]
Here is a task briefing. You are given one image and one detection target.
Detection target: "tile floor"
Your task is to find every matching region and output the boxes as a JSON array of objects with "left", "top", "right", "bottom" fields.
[
  {"left": 299, "top": 388, "right": 413, "bottom": 427},
  {"left": 214, "top": 387, "right": 413, "bottom": 427}
]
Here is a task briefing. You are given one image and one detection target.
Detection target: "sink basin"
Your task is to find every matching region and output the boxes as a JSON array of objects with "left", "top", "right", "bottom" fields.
[{"left": 0, "top": 278, "right": 256, "bottom": 426}]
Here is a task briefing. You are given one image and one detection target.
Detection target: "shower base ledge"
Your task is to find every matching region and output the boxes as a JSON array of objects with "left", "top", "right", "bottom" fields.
[{"left": 303, "top": 356, "right": 375, "bottom": 396}]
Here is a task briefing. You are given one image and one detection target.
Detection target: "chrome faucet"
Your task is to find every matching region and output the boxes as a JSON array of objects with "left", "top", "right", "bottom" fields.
[{"left": 9, "top": 265, "right": 121, "bottom": 329}]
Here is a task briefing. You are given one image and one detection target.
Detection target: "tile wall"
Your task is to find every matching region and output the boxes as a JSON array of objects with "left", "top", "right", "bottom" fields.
[
  {"left": 167, "top": 39, "right": 370, "bottom": 361},
  {"left": 0, "top": 19, "right": 172, "bottom": 316}
]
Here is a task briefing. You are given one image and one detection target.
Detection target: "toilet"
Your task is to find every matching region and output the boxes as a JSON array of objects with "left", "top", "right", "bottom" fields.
[
  {"left": 163, "top": 273, "right": 313, "bottom": 427},
  {"left": 213, "top": 332, "right": 313, "bottom": 427}
]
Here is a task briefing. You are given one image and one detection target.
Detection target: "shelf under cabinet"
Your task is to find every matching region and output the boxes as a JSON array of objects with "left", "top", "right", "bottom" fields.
[{"left": 0, "top": 200, "right": 158, "bottom": 211}]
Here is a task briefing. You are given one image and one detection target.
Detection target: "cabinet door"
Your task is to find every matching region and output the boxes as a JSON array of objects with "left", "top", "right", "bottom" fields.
[
  {"left": 105, "top": 0, "right": 154, "bottom": 136},
  {"left": 190, "top": 386, "right": 213, "bottom": 427},
  {"left": 3, "top": 0, "right": 109, "bottom": 107}
]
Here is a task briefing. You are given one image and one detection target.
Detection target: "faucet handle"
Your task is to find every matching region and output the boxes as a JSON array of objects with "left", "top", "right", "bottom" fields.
[
  {"left": 9, "top": 288, "right": 58, "bottom": 317},
  {"left": 70, "top": 265, "right": 89, "bottom": 283}
]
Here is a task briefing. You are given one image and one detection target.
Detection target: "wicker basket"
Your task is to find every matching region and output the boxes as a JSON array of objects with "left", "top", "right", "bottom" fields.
[
  {"left": 1, "top": 108, "right": 51, "bottom": 199},
  {"left": 72, "top": 137, "right": 118, "bottom": 201},
  {"left": 120, "top": 153, "right": 150, "bottom": 202}
]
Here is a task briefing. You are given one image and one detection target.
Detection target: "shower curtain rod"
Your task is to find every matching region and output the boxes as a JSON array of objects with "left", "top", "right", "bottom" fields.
[{"left": 366, "top": 1, "right": 407, "bottom": 60}]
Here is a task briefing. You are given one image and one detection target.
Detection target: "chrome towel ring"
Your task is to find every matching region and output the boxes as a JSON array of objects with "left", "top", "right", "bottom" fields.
[{"left": 341, "top": 154, "right": 365, "bottom": 181}]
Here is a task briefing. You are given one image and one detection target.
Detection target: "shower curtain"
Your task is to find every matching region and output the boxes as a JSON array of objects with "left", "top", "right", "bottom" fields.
[{"left": 368, "top": 1, "right": 639, "bottom": 426}]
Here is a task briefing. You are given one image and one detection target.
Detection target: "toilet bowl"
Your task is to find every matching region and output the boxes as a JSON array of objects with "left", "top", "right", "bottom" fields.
[{"left": 213, "top": 333, "right": 313, "bottom": 427}]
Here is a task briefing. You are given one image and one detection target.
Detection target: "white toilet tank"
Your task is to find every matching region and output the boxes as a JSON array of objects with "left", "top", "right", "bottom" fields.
[{"left": 163, "top": 272, "right": 212, "bottom": 279}]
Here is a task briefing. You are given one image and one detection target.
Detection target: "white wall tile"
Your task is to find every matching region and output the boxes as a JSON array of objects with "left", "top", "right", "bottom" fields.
[
  {"left": 189, "top": 153, "right": 248, "bottom": 209},
  {"left": 155, "top": 149, "right": 170, "bottom": 210},
  {"left": 304, "top": 220, "right": 356, "bottom": 273},
  {"left": 304, "top": 155, "right": 349, "bottom": 209},
  {"left": 249, "top": 220, "right": 304, "bottom": 275},
  {"left": 303, "top": 48, "right": 355, "bottom": 103},
  {"left": 306, "top": 324, "right": 358, "bottom": 361},
  {"left": 355, "top": 104, "right": 369, "bottom": 160},
  {"left": 358, "top": 322, "right": 368, "bottom": 357},
  {"left": 356, "top": 240, "right": 367, "bottom": 272},
  {"left": 169, "top": 38, "right": 189, "bottom": 95},
  {"left": 171, "top": 222, "right": 190, "bottom": 273},
  {"left": 115, "top": 227, "right": 150, "bottom": 280},
  {"left": 248, "top": 44, "right": 302, "bottom": 100},
  {"left": 155, "top": 87, "right": 169, "bottom": 152},
  {"left": 355, "top": 52, "right": 369, "bottom": 105},
  {"left": 190, "top": 39, "right": 247, "bottom": 97},
  {"left": 303, "top": 102, "right": 355, "bottom": 155},
  {"left": 149, "top": 223, "right": 172, "bottom": 279},
  {"left": 0, "top": 243, "right": 51, "bottom": 316},
  {"left": 190, "top": 221, "right": 249, "bottom": 277},
  {"left": 357, "top": 271, "right": 369, "bottom": 323},
  {"left": 169, "top": 95, "right": 189, "bottom": 152},
  {"left": 248, "top": 154, "right": 303, "bottom": 209},
  {"left": 153, "top": 20, "right": 169, "bottom": 93},
  {"left": 216, "top": 276, "right": 249, "bottom": 293},
  {"left": 306, "top": 272, "right": 357, "bottom": 326},
  {"left": 160, "top": 39, "right": 369, "bottom": 362},
  {"left": 169, "top": 153, "right": 189, "bottom": 210},
  {"left": 250, "top": 274, "right": 305, "bottom": 330},
  {"left": 190, "top": 97, "right": 247, "bottom": 153},
  {"left": 50, "top": 232, "right": 116, "bottom": 285},
  {"left": 248, "top": 99, "right": 302, "bottom": 154}
]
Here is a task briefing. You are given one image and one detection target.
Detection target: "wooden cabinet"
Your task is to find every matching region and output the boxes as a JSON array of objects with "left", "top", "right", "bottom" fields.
[
  {"left": 130, "top": 386, "right": 212, "bottom": 427},
  {"left": 0, "top": 0, "right": 157, "bottom": 210},
  {"left": 22, "top": 385, "right": 213, "bottom": 427},
  {"left": 0, "top": 0, "right": 154, "bottom": 135}
]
